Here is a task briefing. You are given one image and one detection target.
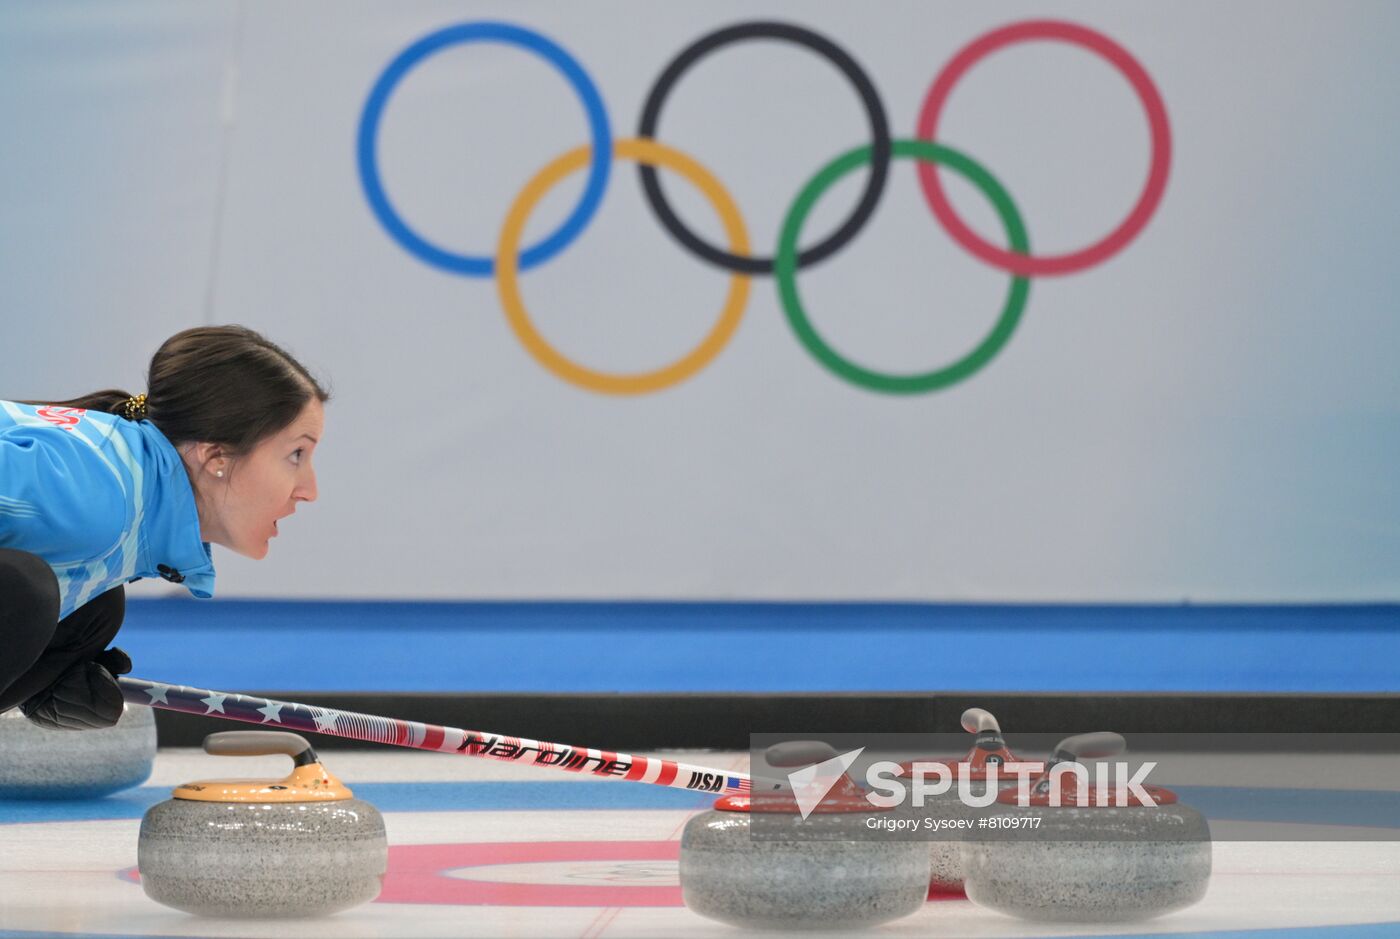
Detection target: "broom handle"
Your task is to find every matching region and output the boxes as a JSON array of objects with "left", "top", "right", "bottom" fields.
[{"left": 119, "top": 676, "right": 751, "bottom": 797}]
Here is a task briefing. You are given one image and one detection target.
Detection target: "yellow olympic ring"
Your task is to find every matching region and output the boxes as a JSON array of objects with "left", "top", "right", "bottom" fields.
[{"left": 495, "top": 138, "right": 751, "bottom": 395}]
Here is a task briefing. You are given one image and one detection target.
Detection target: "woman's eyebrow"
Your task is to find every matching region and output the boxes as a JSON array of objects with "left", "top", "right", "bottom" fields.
[{"left": 295, "top": 433, "right": 319, "bottom": 444}]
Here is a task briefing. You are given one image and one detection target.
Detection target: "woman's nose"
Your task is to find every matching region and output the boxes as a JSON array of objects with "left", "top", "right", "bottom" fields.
[{"left": 296, "top": 468, "right": 318, "bottom": 503}]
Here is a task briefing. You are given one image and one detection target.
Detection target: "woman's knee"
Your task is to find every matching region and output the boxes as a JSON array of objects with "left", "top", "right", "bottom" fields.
[
  {"left": 0, "top": 548, "right": 60, "bottom": 628},
  {"left": 0, "top": 548, "right": 61, "bottom": 685}
]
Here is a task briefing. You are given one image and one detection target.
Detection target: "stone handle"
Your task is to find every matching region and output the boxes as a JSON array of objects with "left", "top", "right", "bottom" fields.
[
  {"left": 203, "top": 731, "right": 318, "bottom": 766},
  {"left": 961, "top": 708, "right": 1001, "bottom": 734},
  {"left": 1052, "top": 732, "right": 1126, "bottom": 762},
  {"left": 764, "top": 740, "right": 838, "bottom": 768}
]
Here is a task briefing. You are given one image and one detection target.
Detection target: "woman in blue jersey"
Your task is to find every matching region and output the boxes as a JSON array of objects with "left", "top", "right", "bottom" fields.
[{"left": 0, "top": 325, "right": 327, "bottom": 730}]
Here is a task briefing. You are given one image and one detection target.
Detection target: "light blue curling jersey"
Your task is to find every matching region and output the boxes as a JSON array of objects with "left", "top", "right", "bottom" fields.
[{"left": 0, "top": 401, "right": 215, "bottom": 619}]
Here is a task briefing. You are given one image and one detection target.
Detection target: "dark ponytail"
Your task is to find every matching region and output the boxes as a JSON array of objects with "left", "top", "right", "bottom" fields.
[
  {"left": 19, "top": 325, "right": 330, "bottom": 457},
  {"left": 25, "top": 388, "right": 136, "bottom": 417}
]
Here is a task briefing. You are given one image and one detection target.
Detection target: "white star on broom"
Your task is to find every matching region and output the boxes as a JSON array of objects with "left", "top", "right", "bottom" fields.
[{"left": 313, "top": 709, "right": 340, "bottom": 733}]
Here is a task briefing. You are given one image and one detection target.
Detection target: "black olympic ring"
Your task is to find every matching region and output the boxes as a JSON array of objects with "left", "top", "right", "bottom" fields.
[{"left": 636, "top": 21, "right": 892, "bottom": 276}]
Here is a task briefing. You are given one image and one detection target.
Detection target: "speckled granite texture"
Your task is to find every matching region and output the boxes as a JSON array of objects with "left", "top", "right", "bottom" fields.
[
  {"left": 0, "top": 705, "right": 156, "bottom": 799},
  {"left": 680, "top": 809, "right": 929, "bottom": 930},
  {"left": 961, "top": 803, "right": 1212, "bottom": 922},
  {"left": 138, "top": 797, "right": 388, "bottom": 917}
]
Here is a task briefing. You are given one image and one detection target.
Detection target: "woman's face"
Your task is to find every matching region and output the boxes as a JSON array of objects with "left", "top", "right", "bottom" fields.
[{"left": 187, "top": 398, "right": 323, "bottom": 559}]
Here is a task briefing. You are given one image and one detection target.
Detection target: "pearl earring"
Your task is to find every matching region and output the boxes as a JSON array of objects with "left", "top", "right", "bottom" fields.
[{"left": 216, "top": 470, "right": 224, "bottom": 478}]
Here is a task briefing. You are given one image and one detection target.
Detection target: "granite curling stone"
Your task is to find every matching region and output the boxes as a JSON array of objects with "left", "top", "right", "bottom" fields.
[
  {"left": 680, "top": 740, "right": 930, "bottom": 931},
  {"left": 960, "top": 731, "right": 1212, "bottom": 923},
  {"left": 138, "top": 730, "right": 387, "bottom": 918},
  {"left": 897, "top": 707, "right": 1045, "bottom": 893},
  {"left": 0, "top": 703, "right": 156, "bottom": 799}
]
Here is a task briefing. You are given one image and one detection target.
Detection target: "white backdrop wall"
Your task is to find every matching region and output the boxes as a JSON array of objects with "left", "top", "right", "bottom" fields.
[{"left": 3, "top": 1, "right": 1398, "bottom": 602}]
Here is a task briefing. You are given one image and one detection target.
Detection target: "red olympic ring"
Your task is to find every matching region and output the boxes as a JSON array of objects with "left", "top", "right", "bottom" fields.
[{"left": 915, "top": 19, "right": 1172, "bottom": 277}]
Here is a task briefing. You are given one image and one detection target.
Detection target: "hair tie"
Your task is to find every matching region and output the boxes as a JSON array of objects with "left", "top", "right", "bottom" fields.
[{"left": 122, "top": 393, "right": 148, "bottom": 421}]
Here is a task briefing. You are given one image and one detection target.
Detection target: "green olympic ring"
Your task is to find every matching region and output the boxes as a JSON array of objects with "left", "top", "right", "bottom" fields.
[{"left": 776, "top": 139, "right": 1030, "bottom": 394}]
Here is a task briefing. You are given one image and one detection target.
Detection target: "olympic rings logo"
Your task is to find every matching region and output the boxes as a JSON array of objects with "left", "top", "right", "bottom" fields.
[{"left": 357, "top": 20, "right": 1171, "bottom": 396}]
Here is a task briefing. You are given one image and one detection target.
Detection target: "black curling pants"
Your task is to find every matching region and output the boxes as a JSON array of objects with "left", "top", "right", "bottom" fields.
[{"left": 0, "top": 548, "right": 126, "bottom": 714}]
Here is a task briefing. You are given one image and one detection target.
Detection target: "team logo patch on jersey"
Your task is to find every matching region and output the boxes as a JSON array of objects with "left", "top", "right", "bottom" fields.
[{"left": 35, "top": 407, "right": 87, "bottom": 431}]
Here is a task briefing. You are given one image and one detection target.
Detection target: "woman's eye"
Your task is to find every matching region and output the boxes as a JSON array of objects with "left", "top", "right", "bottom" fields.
[{"left": 290, "top": 448, "right": 303, "bottom": 464}]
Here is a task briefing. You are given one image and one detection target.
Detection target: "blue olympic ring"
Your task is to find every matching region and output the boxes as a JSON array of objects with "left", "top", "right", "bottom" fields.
[{"left": 356, "top": 22, "right": 612, "bottom": 277}]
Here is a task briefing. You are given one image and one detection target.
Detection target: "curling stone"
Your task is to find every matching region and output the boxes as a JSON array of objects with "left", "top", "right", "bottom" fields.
[
  {"left": 961, "top": 732, "right": 1212, "bottom": 923},
  {"left": 0, "top": 703, "right": 156, "bottom": 799},
  {"left": 897, "top": 707, "right": 1045, "bottom": 892},
  {"left": 138, "top": 731, "right": 387, "bottom": 918},
  {"left": 680, "top": 740, "right": 929, "bottom": 931}
]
